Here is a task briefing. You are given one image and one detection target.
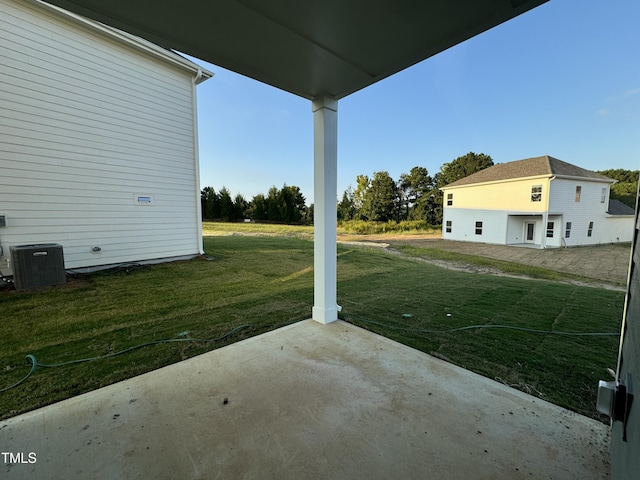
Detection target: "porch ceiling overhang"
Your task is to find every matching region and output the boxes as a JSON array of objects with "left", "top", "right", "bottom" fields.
[{"left": 40, "top": 0, "right": 548, "bottom": 100}]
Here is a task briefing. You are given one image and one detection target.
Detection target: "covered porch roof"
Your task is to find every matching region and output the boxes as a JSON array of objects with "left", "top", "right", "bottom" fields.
[{"left": 39, "top": 0, "right": 548, "bottom": 101}]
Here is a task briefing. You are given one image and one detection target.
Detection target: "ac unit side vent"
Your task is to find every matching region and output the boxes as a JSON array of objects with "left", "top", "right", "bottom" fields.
[{"left": 10, "top": 244, "right": 66, "bottom": 291}]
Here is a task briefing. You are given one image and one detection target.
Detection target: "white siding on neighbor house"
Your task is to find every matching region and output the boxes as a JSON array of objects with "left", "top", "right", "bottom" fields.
[
  {"left": 505, "top": 215, "right": 544, "bottom": 245},
  {"left": 603, "top": 216, "right": 635, "bottom": 244},
  {"left": 505, "top": 215, "right": 526, "bottom": 244},
  {"left": 442, "top": 209, "right": 508, "bottom": 244},
  {"left": 0, "top": 0, "right": 204, "bottom": 272},
  {"left": 548, "top": 178, "right": 612, "bottom": 246},
  {"left": 545, "top": 215, "right": 563, "bottom": 247}
]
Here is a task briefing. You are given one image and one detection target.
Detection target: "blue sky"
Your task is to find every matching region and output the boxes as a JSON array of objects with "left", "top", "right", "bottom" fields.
[{"left": 193, "top": 0, "right": 639, "bottom": 205}]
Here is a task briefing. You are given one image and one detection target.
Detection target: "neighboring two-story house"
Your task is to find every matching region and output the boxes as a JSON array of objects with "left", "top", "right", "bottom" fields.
[{"left": 441, "top": 156, "right": 635, "bottom": 247}]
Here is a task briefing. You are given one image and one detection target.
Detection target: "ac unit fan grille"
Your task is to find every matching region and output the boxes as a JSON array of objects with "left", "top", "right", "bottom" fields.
[{"left": 10, "top": 244, "right": 66, "bottom": 291}]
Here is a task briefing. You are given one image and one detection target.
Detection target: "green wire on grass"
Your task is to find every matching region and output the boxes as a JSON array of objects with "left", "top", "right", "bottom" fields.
[
  {"left": 0, "top": 324, "right": 252, "bottom": 393},
  {"left": 0, "top": 355, "right": 38, "bottom": 393},
  {"left": 343, "top": 315, "right": 620, "bottom": 337}
]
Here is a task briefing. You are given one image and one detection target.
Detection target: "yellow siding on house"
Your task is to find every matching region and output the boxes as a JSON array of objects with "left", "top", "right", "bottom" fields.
[{"left": 444, "top": 177, "right": 551, "bottom": 211}]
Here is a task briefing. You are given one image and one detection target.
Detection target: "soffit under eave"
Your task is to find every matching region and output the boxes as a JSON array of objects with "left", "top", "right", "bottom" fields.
[{"left": 38, "top": 0, "right": 549, "bottom": 101}]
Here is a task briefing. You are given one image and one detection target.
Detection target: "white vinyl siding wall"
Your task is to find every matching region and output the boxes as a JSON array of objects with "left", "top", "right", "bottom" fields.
[
  {"left": 548, "top": 179, "right": 611, "bottom": 247},
  {"left": 545, "top": 215, "right": 563, "bottom": 247},
  {"left": 442, "top": 209, "right": 507, "bottom": 244},
  {"left": 0, "top": 0, "right": 203, "bottom": 271},
  {"left": 605, "top": 216, "right": 636, "bottom": 244}
]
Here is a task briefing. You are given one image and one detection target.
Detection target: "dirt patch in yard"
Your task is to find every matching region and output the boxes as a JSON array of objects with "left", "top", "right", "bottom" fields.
[{"left": 337, "top": 235, "right": 631, "bottom": 291}]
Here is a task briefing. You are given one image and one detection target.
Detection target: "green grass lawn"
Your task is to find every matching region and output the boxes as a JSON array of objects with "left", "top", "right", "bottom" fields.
[
  {"left": 0, "top": 236, "right": 314, "bottom": 419},
  {"left": 337, "top": 246, "right": 622, "bottom": 420},
  {"left": 1, "top": 232, "right": 623, "bottom": 422}
]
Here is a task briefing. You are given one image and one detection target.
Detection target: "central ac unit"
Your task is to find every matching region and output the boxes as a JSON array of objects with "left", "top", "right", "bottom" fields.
[{"left": 10, "top": 244, "right": 66, "bottom": 291}]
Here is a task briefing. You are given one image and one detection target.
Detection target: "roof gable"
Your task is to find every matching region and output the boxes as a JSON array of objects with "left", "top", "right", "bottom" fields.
[{"left": 443, "top": 155, "right": 613, "bottom": 188}]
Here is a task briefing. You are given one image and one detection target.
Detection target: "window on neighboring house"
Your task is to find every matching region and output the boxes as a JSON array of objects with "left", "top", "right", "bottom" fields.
[
  {"left": 587, "top": 221, "right": 594, "bottom": 237},
  {"left": 475, "top": 221, "right": 483, "bottom": 235},
  {"left": 601, "top": 188, "right": 607, "bottom": 203},
  {"left": 445, "top": 220, "right": 452, "bottom": 233},
  {"left": 565, "top": 222, "right": 572, "bottom": 238},
  {"left": 447, "top": 193, "right": 453, "bottom": 206},
  {"left": 546, "top": 221, "right": 554, "bottom": 238},
  {"left": 531, "top": 185, "right": 542, "bottom": 202},
  {"left": 575, "top": 186, "right": 582, "bottom": 202}
]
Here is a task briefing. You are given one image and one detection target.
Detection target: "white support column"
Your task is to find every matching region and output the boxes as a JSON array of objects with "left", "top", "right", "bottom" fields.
[{"left": 312, "top": 94, "right": 339, "bottom": 324}]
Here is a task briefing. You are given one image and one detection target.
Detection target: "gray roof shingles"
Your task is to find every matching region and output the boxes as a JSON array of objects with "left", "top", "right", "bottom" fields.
[
  {"left": 443, "top": 155, "right": 613, "bottom": 188},
  {"left": 608, "top": 198, "right": 636, "bottom": 216}
]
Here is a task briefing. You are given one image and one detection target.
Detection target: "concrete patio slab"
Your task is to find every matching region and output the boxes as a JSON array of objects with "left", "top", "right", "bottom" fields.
[{"left": 1, "top": 320, "right": 610, "bottom": 479}]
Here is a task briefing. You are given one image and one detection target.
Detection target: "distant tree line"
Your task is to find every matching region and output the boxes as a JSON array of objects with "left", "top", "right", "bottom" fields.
[
  {"left": 201, "top": 156, "right": 637, "bottom": 227},
  {"left": 338, "top": 152, "right": 494, "bottom": 225},
  {"left": 596, "top": 169, "right": 639, "bottom": 209},
  {"left": 201, "top": 184, "right": 312, "bottom": 224}
]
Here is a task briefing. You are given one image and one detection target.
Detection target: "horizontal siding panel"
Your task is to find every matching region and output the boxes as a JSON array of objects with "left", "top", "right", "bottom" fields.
[
  {"left": 0, "top": 126, "right": 195, "bottom": 171},
  {"left": 0, "top": 69, "right": 193, "bottom": 138},
  {"left": 4, "top": 228, "right": 199, "bottom": 268},
  {"left": 6, "top": 206, "right": 197, "bottom": 221},
  {"left": 1, "top": 3, "right": 194, "bottom": 102},
  {"left": 5, "top": 229, "right": 196, "bottom": 244},
  {"left": 0, "top": 188, "right": 198, "bottom": 206},
  {"left": 0, "top": 198, "right": 197, "bottom": 212},
  {"left": 0, "top": 54, "right": 192, "bottom": 129},
  {"left": 0, "top": 114, "right": 193, "bottom": 162},
  {"left": 66, "top": 246, "right": 199, "bottom": 269},
  {"left": 0, "top": 159, "right": 194, "bottom": 190},
  {"left": 66, "top": 246, "right": 198, "bottom": 265},
  {"left": 0, "top": 182, "right": 197, "bottom": 199},
  {"left": 0, "top": 42, "right": 193, "bottom": 118},
  {"left": 0, "top": 99, "right": 194, "bottom": 155},
  {"left": 0, "top": 122, "right": 194, "bottom": 177},
  {"left": 0, "top": 74, "right": 192, "bottom": 142},
  {"left": 1, "top": 157, "right": 195, "bottom": 190},
  {"left": 4, "top": 206, "right": 198, "bottom": 226},
  {"left": 66, "top": 248, "right": 199, "bottom": 269},
  {"left": 2, "top": 209, "right": 196, "bottom": 223},
  {"left": 0, "top": 0, "right": 205, "bottom": 271}
]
